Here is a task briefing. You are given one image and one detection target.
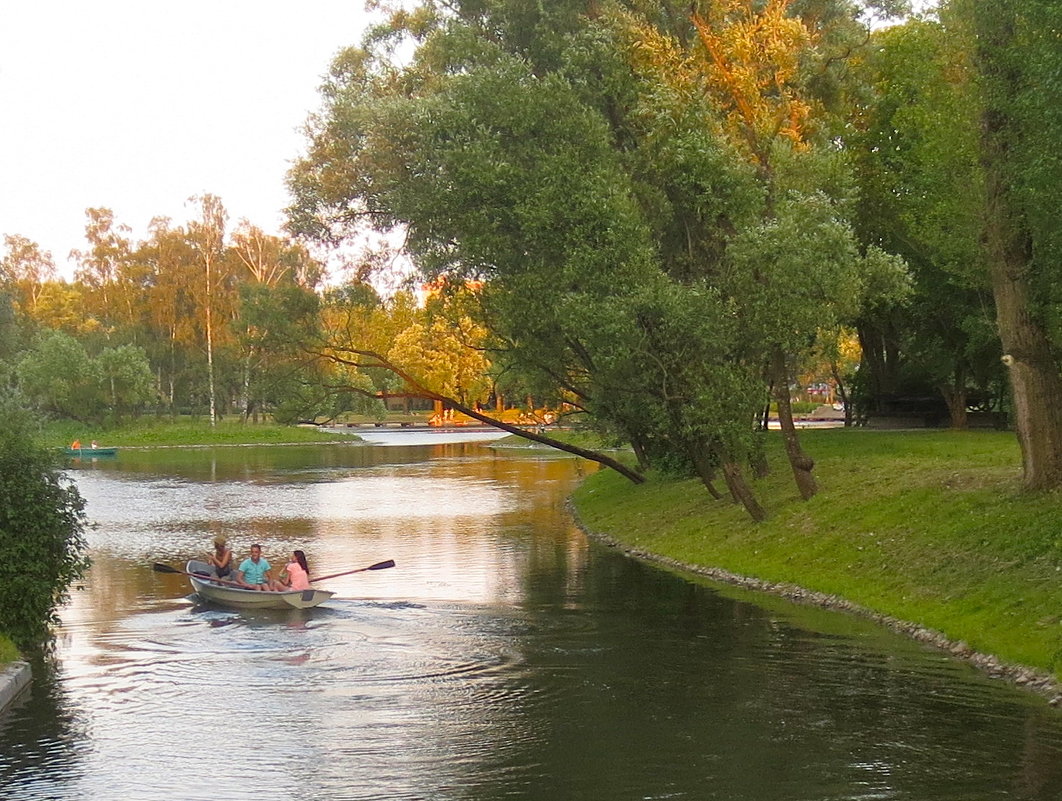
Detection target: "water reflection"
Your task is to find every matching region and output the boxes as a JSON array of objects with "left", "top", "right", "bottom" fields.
[{"left": 0, "top": 442, "right": 1060, "bottom": 801}]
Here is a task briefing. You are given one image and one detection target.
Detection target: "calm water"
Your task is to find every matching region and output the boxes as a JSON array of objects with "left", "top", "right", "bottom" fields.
[{"left": 1, "top": 437, "right": 1060, "bottom": 801}]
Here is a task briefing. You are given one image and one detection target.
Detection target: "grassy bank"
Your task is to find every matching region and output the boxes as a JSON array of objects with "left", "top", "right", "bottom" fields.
[
  {"left": 0, "top": 634, "right": 18, "bottom": 664},
  {"left": 570, "top": 429, "right": 1062, "bottom": 682},
  {"left": 41, "top": 418, "right": 356, "bottom": 448}
]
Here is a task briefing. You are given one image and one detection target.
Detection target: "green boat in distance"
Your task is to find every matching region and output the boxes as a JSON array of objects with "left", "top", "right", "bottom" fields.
[{"left": 63, "top": 446, "right": 119, "bottom": 457}]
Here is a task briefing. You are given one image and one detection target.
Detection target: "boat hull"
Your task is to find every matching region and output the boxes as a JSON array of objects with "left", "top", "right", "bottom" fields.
[
  {"left": 185, "top": 560, "right": 334, "bottom": 609},
  {"left": 65, "top": 447, "right": 118, "bottom": 456}
]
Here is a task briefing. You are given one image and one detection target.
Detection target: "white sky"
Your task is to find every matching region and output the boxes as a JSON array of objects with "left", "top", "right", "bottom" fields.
[{"left": 0, "top": 1, "right": 377, "bottom": 278}]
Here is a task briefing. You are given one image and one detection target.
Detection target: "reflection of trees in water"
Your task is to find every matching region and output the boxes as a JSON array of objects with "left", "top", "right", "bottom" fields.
[
  {"left": 1018, "top": 711, "right": 1062, "bottom": 799},
  {"left": 467, "top": 548, "right": 1062, "bottom": 799},
  {"left": 0, "top": 652, "right": 85, "bottom": 790}
]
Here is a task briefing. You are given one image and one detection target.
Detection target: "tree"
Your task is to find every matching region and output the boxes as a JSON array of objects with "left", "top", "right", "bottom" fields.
[
  {"left": 16, "top": 330, "right": 102, "bottom": 420},
  {"left": 0, "top": 393, "right": 88, "bottom": 649},
  {"left": 96, "top": 344, "right": 155, "bottom": 418},
  {"left": 137, "top": 218, "right": 199, "bottom": 412},
  {"left": 1, "top": 234, "right": 56, "bottom": 316},
  {"left": 287, "top": 0, "right": 908, "bottom": 515},
  {"left": 231, "top": 223, "right": 324, "bottom": 420},
  {"left": 850, "top": 16, "right": 1001, "bottom": 430},
  {"left": 619, "top": 0, "right": 888, "bottom": 500},
  {"left": 290, "top": 27, "right": 662, "bottom": 485},
  {"left": 186, "top": 194, "right": 231, "bottom": 426},
  {"left": 71, "top": 208, "right": 134, "bottom": 336},
  {"left": 959, "top": 0, "right": 1062, "bottom": 488}
]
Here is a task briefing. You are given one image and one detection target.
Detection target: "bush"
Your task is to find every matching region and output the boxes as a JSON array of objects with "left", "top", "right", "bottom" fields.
[{"left": 0, "top": 393, "right": 89, "bottom": 649}]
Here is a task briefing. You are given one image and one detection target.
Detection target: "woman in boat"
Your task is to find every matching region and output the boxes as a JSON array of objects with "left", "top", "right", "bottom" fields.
[
  {"left": 272, "top": 550, "right": 310, "bottom": 591},
  {"left": 207, "top": 535, "right": 233, "bottom": 579}
]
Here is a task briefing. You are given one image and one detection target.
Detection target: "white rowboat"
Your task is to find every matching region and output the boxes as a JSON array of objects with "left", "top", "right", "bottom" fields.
[{"left": 185, "top": 560, "right": 335, "bottom": 610}]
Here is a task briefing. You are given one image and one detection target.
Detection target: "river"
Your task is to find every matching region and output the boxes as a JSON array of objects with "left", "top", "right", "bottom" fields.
[{"left": 0, "top": 435, "right": 1060, "bottom": 800}]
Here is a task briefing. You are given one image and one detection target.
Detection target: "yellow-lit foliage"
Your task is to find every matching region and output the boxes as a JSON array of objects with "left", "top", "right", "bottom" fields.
[
  {"left": 622, "top": 0, "right": 816, "bottom": 165},
  {"left": 387, "top": 315, "right": 491, "bottom": 406}
]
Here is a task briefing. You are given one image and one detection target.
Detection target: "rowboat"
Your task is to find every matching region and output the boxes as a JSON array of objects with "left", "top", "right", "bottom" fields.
[
  {"left": 185, "top": 560, "right": 335, "bottom": 610},
  {"left": 64, "top": 447, "right": 119, "bottom": 456}
]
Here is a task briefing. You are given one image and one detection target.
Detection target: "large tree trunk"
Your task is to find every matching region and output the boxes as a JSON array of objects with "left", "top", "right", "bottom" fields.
[
  {"left": 985, "top": 205, "right": 1062, "bottom": 487},
  {"left": 771, "top": 347, "right": 818, "bottom": 500},
  {"left": 975, "top": 2, "right": 1062, "bottom": 488}
]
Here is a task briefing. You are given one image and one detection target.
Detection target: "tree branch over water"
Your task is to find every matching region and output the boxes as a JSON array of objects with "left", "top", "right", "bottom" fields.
[{"left": 310, "top": 345, "right": 646, "bottom": 484}]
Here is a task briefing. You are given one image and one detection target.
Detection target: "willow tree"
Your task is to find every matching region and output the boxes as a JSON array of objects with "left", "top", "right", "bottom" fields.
[
  {"left": 614, "top": 0, "right": 905, "bottom": 499},
  {"left": 288, "top": 0, "right": 905, "bottom": 515},
  {"left": 290, "top": 28, "right": 661, "bottom": 484}
]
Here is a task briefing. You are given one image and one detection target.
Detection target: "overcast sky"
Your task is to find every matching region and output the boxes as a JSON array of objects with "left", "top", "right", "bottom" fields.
[{"left": 0, "top": 1, "right": 376, "bottom": 278}]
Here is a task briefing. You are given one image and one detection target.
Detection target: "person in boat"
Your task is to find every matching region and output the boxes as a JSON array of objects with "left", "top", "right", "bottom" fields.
[
  {"left": 235, "top": 543, "right": 271, "bottom": 590},
  {"left": 271, "top": 550, "right": 311, "bottom": 592},
  {"left": 71, "top": 439, "right": 81, "bottom": 450},
  {"left": 207, "top": 535, "right": 233, "bottom": 579},
  {"left": 90, "top": 440, "right": 99, "bottom": 449}
]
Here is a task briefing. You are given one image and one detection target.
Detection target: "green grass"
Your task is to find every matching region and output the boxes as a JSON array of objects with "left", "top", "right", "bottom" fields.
[
  {"left": 571, "top": 429, "right": 1062, "bottom": 680},
  {"left": 41, "top": 417, "right": 355, "bottom": 448},
  {"left": 0, "top": 634, "right": 19, "bottom": 664}
]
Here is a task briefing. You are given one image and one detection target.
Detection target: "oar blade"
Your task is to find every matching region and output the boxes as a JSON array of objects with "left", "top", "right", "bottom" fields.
[
  {"left": 153, "top": 562, "right": 183, "bottom": 574},
  {"left": 368, "top": 559, "right": 395, "bottom": 571}
]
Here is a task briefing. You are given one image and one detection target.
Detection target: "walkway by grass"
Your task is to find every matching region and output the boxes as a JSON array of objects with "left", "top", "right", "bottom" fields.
[{"left": 570, "top": 429, "right": 1062, "bottom": 683}]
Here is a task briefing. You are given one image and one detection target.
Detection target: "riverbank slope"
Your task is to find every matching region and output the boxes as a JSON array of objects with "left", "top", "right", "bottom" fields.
[{"left": 569, "top": 429, "right": 1061, "bottom": 697}]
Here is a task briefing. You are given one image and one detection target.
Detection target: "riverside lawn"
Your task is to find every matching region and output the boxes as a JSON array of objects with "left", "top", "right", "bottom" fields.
[
  {"left": 569, "top": 429, "right": 1062, "bottom": 684},
  {"left": 0, "top": 635, "right": 17, "bottom": 664},
  {"left": 41, "top": 418, "right": 356, "bottom": 448}
]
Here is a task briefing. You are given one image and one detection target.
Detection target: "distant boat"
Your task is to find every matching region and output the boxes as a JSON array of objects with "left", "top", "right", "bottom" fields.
[{"left": 64, "top": 446, "right": 119, "bottom": 457}]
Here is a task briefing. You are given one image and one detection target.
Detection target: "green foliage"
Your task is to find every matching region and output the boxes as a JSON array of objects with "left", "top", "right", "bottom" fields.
[
  {"left": 16, "top": 330, "right": 101, "bottom": 419},
  {"left": 850, "top": 13, "right": 1002, "bottom": 421},
  {"left": 96, "top": 344, "right": 155, "bottom": 416},
  {"left": 15, "top": 330, "right": 156, "bottom": 422},
  {"left": 0, "top": 394, "right": 88, "bottom": 649}
]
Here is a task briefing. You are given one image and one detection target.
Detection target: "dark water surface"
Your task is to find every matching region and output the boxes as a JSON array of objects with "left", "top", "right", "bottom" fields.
[{"left": 1, "top": 438, "right": 1061, "bottom": 801}]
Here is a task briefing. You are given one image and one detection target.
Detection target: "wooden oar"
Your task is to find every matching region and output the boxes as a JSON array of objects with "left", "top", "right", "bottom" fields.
[
  {"left": 152, "top": 562, "right": 247, "bottom": 588},
  {"left": 309, "top": 559, "right": 395, "bottom": 583}
]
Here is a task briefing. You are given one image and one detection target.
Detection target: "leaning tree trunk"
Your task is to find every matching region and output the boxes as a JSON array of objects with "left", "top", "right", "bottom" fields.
[
  {"left": 771, "top": 347, "right": 818, "bottom": 500},
  {"left": 689, "top": 443, "right": 725, "bottom": 500},
  {"left": 719, "top": 459, "right": 766, "bottom": 522}
]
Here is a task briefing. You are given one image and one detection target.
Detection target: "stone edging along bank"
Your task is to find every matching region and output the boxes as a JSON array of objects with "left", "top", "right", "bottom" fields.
[
  {"left": 0, "top": 661, "right": 31, "bottom": 716},
  {"left": 568, "top": 503, "right": 1062, "bottom": 707}
]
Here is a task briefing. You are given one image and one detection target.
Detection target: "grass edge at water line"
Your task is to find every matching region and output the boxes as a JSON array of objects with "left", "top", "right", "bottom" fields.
[
  {"left": 569, "top": 429, "right": 1062, "bottom": 697},
  {"left": 40, "top": 419, "right": 358, "bottom": 448}
]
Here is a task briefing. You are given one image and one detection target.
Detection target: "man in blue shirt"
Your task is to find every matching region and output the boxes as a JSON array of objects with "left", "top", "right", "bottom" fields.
[{"left": 237, "top": 543, "right": 271, "bottom": 590}]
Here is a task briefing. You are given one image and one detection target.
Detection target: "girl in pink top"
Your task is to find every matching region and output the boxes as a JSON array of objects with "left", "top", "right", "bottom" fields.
[{"left": 275, "top": 550, "right": 310, "bottom": 591}]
